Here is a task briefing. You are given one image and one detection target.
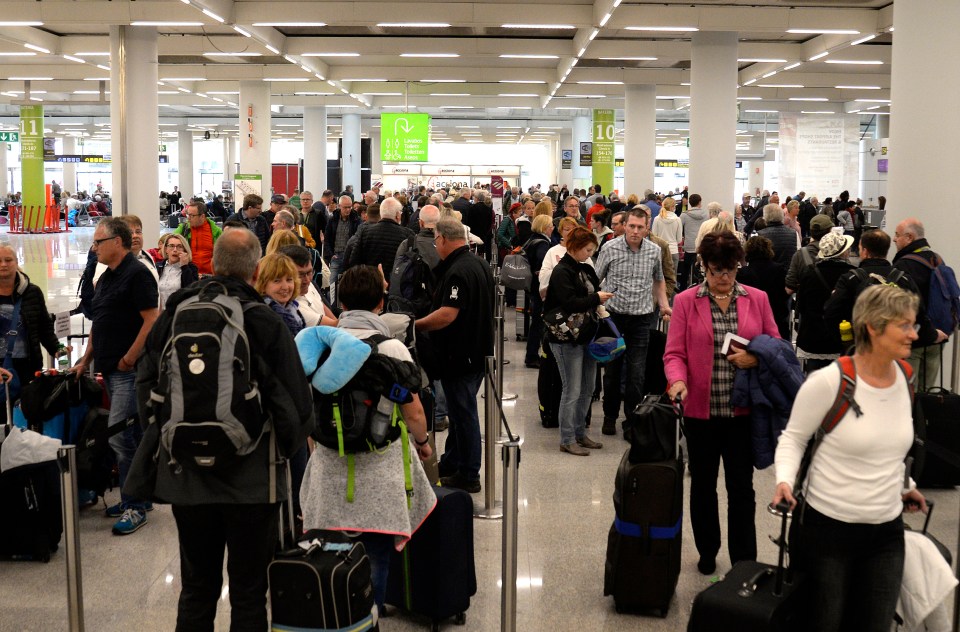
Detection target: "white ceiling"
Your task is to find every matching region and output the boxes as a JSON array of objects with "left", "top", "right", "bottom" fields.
[{"left": 0, "top": 0, "right": 894, "bottom": 145}]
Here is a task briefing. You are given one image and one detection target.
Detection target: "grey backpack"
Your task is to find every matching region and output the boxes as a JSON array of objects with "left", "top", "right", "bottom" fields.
[
  {"left": 151, "top": 284, "right": 267, "bottom": 469},
  {"left": 500, "top": 246, "right": 533, "bottom": 291}
]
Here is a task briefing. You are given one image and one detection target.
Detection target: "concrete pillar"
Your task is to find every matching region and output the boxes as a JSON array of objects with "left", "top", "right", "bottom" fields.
[
  {"left": 341, "top": 113, "right": 361, "bottom": 193},
  {"left": 239, "top": 80, "right": 272, "bottom": 196},
  {"left": 369, "top": 129, "right": 382, "bottom": 178},
  {"left": 62, "top": 136, "right": 77, "bottom": 194},
  {"left": 623, "top": 84, "right": 657, "bottom": 198},
  {"left": 874, "top": 115, "right": 890, "bottom": 140},
  {"left": 572, "top": 115, "right": 591, "bottom": 189},
  {"left": 110, "top": 25, "right": 159, "bottom": 249},
  {"left": 546, "top": 139, "right": 559, "bottom": 187},
  {"left": 0, "top": 141, "right": 7, "bottom": 198},
  {"left": 689, "top": 31, "right": 738, "bottom": 209},
  {"left": 303, "top": 106, "right": 327, "bottom": 193},
  {"left": 224, "top": 136, "right": 237, "bottom": 181},
  {"left": 177, "top": 129, "right": 194, "bottom": 198}
]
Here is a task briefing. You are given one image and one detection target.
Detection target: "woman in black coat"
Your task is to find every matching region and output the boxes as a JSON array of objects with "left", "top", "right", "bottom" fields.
[
  {"left": 524, "top": 215, "right": 553, "bottom": 368},
  {"left": 543, "top": 227, "right": 613, "bottom": 455},
  {"left": 737, "top": 236, "right": 790, "bottom": 339}
]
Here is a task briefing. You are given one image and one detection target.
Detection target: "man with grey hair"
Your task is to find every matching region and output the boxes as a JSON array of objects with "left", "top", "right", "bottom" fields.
[
  {"left": 759, "top": 202, "right": 798, "bottom": 269},
  {"left": 452, "top": 187, "right": 472, "bottom": 216},
  {"left": 363, "top": 190, "right": 378, "bottom": 206},
  {"left": 396, "top": 204, "right": 441, "bottom": 271},
  {"left": 323, "top": 195, "right": 361, "bottom": 303},
  {"left": 644, "top": 189, "right": 661, "bottom": 220},
  {"left": 694, "top": 201, "right": 724, "bottom": 248},
  {"left": 128, "top": 227, "right": 314, "bottom": 630},
  {"left": 415, "top": 216, "right": 494, "bottom": 493},
  {"left": 346, "top": 196, "right": 414, "bottom": 274}
]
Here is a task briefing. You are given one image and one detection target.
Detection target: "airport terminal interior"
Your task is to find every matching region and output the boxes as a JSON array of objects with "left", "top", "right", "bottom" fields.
[{"left": 1, "top": 0, "right": 960, "bottom": 630}]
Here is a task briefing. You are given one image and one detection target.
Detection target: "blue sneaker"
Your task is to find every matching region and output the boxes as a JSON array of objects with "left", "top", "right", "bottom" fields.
[
  {"left": 105, "top": 502, "right": 126, "bottom": 518},
  {"left": 112, "top": 507, "right": 147, "bottom": 535},
  {"left": 77, "top": 489, "right": 97, "bottom": 507}
]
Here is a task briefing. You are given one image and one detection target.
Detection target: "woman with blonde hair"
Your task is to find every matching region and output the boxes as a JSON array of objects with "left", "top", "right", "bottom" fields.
[
  {"left": 523, "top": 215, "right": 554, "bottom": 367},
  {"left": 651, "top": 196, "right": 683, "bottom": 273},
  {"left": 156, "top": 233, "right": 200, "bottom": 308},
  {"left": 265, "top": 229, "right": 301, "bottom": 256},
  {"left": 534, "top": 200, "right": 554, "bottom": 219}
]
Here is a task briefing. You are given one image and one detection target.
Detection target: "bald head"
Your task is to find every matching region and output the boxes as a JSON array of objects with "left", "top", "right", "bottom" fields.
[
  {"left": 419, "top": 204, "right": 440, "bottom": 227},
  {"left": 212, "top": 227, "right": 262, "bottom": 284}
]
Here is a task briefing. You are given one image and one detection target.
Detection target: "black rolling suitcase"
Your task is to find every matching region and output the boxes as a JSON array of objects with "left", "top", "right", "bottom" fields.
[
  {"left": 604, "top": 418, "right": 684, "bottom": 617},
  {"left": 268, "top": 529, "right": 378, "bottom": 632},
  {"left": 916, "top": 386, "right": 960, "bottom": 487},
  {"left": 515, "top": 290, "right": 529, "bottom": 341},
  {"left": 386, "top": 486, "right": 476, "bottom": 631},
  {"left": 537, "top": 342, "right": 561, "bottom": 428},
  {"left": 688, "top": 504, "right": 808, "bottom": 632},
  {"left": 644, "top": 327, "right": 667, "bottom": 395}
]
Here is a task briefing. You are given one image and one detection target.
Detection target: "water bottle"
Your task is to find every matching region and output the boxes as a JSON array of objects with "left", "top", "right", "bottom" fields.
[
  {"left": 57, "top": 343, "right": 69, "bottom": 369},
  {"left": 369, "top": 396, "right": 394, "bottom": 445},
  {"left": 839, "top": 320, "right": 853, "bottom": 344}
]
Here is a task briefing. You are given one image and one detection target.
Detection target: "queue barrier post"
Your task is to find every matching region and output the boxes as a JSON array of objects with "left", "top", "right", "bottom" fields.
[
  {"left": 475, "top": 355, "right": 503, "bottom": 520},
  {"left": 58, "top": 445, "right": 86, "bottom": 632}
]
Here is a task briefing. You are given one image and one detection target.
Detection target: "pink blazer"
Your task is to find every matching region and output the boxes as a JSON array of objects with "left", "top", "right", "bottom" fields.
[{"left": 663, "top": 284, "right": 781, "bottom": 420}]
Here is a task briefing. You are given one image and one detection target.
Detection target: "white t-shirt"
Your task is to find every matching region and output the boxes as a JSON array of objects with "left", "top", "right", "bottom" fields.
[
  {"left": 775, "top": 362, "right": 914, "bottom": 524},
  {"left": 538, "top": 243, "right": 595, "bottom": 294}
]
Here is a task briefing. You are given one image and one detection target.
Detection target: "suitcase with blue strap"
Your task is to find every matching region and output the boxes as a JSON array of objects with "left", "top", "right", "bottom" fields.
[{"left": 603, "top": 446, "right": 684, "bottom": 616}]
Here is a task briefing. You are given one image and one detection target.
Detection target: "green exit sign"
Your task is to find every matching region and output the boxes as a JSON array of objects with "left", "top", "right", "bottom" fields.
[
  {"left": 158, "top": 144, "right": 167, "bottom": 152},
  {"left": 0, "top": 131, "right": 19, "bottom": 142},
  {"left": 380, "top": 113, "right": 430, "bottom": 163}
]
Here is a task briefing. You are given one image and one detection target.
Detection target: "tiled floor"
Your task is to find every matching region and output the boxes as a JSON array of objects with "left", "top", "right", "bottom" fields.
[{"left": 0, "top": 227, "right": 957, "bottom": 631}]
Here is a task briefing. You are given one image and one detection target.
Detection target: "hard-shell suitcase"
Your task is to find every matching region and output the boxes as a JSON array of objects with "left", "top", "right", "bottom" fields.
[
  {"left": 687, "top": 504, "right": 808, "bottom": 632},
  {"left": 916, "top": 387, "right": 960, "bottom": 487},
  {"left": 604, "top": 448, "right": 683, "bottom": 616},
  {"left": 386, "top": 486, "right": 476, "bottom": 631},
  {"left": 268, "top": 529, "right": 378, "bottom": 632}
]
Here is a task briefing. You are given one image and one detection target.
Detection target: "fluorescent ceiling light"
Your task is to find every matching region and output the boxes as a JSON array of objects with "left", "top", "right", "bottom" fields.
[
  {"left": 207, "top": 91, "right": 240, "bottom": 95},
  {"left": 851, "top": 34, "right": 877, "bottom": 46},
  {"left": 835, "top": 85, "right": 882, "bottom": 90},
  {"left": 577, "top": 81, "right": 623, "bottom": 85},
  {"left": 808, "top": 52, "right": 829, "bottom": 61},
  {"left": 266, "top": 45, "right": 280, "bottom": 55},
  {"left": 0, "top": 21, "right": 43, "bottom": 26},
  {"left": 789, "top": 97, "right": 829, "bottom": 101},
  {"left": 202, "top": 9, "right": 225, "bottom": 23},
  {"left": 263, "top": 77, "right": 310, "bottom": 82},
  {"left": 23, "top": 44, "right": 50, "bottom": 54},
  {"left": 500, "top": 54, "right": 559, "bottom": 59},
  {"left": 499, "top": 80, "right": 546, "bottom": 84},
  {"left": 377, "top": 22, "right": 450, "bottom": 28},
  {"left": 626, "top": 26, "right": 699, "bottom": 32},
  {"left": 95, "top": 64, "right": 110, "bottom": 71},
  {"left": 787, "top": 29, "right": 859, "bottom": 35},
  {"left": 8, "top": 76, "right": 52, "bottom": 81},
  {"left": 160, "top": 77, "right": 205, "bottom": 82},
  {"left": 426, "top": 79, "right": 466, "bottom": 83},
  {"left": 855, "top": 98, "right": 891, "bottom": 103},
  {"left": 362, "top": 92, "right": 401, "bottom": 96},
  {"left": 204, "top": 52, "right": 262, "bottom": 57},
  {"left": 131, "top": 21, "right": 204, "bottom": 26},
  {"left": 430, "top": 93, "right": 469, "bottom": 96},
  {"left": 0, "top": 52, "right": 36, "bottom": 57},
  {"left": 341, "top": 78, "right": 387, "bottom": 82},
  {"left": 784, "top": 62, "right": 803, "bottom": 70},
  {"left": 737, "top": 97, "right": 763, "bottom": 101},
  {"left": 554, "top": 106, "right": 582, "bottom": 110},
  {"left": 801, "top": 111, "right": 835, "bottom": 114},
  {"left": 738, "top": 58, "right": 787, "bottom": 63},
  {"left": 501, "top": 24, "right": 576, "bottom": 29},
  {"left": 744, "top": 109, "right": 778, "bottom": 113},
  {"left": 63, "top": 55, "right": 85, "bottom": 63},
  {"left": 400, "top": 53, "right": 459, "bottom": 58},
  {"left": 824, "top": 59, "right": 883, "bottom": 65},
  {"left": 253, "top": 22, "right": 327, "bottom": 27},
  {"left": 743, "top": 78, "right": 757, "bottom": 86},
  {"left": 599, "top": 56, "right": 658, "bottom": 61},
  {"left": 761, "top": 71, "right": 778, "bottom": 78},
  {"left": 499, "top": 93, "right": 538, "bottom": 97},
  {"left": 757, "top": 84, "right": 804, "bottom": 88},
  {"left": 303, "top": 52, "right": 360, "bottom": 57},
  {"left": 294, "top": 92, "right": 334, "bottom": 96},
  {"left": 233, "top": 26, "right": 252, "bottom": 37}
]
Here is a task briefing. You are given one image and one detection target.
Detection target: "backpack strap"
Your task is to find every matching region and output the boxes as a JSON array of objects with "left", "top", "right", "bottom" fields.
[
  {"left": 902, "top": 252, "right": 938, "bottom": 270},
  {"left": 895, "top": 358, "right": 915, "bottom": 404},
  {"left": 821, "top": 356, "right": 862, "bottom": 434}
]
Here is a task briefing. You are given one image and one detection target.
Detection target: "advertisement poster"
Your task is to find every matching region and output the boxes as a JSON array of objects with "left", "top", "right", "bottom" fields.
[
  {"left": 778, "top": 113, "right": 860, "bottom": 199},
  {"left": 491, "top": 175, "right": 504, "bottom": 215}
]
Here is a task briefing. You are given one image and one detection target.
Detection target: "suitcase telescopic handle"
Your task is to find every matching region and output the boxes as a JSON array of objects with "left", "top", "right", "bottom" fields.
[
  {"left": 737, "top": 568, "right": 774, "bottom": 598},
  {"left": 922, "top": 498, "right": 935, "bottom": 535}
]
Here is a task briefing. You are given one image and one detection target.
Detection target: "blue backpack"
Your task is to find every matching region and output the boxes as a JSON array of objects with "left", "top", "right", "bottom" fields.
[{"left": 903, "top": 252, "right": 960, "bottom": 334}]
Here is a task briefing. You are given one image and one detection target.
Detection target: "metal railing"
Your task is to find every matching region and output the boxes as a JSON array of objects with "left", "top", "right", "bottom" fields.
[{"left": 59, "top": 445, "right": 85, "bottom": 631}]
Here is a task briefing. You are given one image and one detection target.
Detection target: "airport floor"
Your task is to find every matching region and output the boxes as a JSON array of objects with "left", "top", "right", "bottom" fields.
[{"left": 0, "top": 226, "right": 957, "bottom": 631}]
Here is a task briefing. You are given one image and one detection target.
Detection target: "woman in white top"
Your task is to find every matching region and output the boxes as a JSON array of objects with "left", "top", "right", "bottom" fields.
[
  {"left": 156, "top": 233, "right": 199, "bottom": 308},
  {"left": 772, "top": 284, "right": 927, "bottom": 632},
  {"left": 538, "top": 217, "right": 590, "bottom": 298},
  {"left": 650, "top": 196, "right": 683, "bottom": 272}
]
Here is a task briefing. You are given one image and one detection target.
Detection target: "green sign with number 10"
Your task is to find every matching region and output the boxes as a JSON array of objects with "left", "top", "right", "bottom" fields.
[
  {"left": 592, "top": 109, "right": 615, "bottom": 195},
  {"left": 381, "top": 113, "right": 430, "bottom": 163}
]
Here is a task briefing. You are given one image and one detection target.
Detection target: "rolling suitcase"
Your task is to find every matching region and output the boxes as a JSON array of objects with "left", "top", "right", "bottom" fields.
[
  {"left": 537, "top": 342, "right": 561, "bottom": 428},
  {"left": 604, "top": 448, "right": 683, "bottom": 616},
  {"left": 515, "top": 290, "right": 529, "bottom": 341},
  {"left": 385, "top": 486, "right": 476, "bottom": 631},
  {"left": 916, "top": 386, "right": 960, "bottom": 487},
  {"left": 644, "top": 327, "right": 667, "bottom": 395},
  {"left": 687, "top": 504, "right": 808, "bottom": 632},
  {"left": 269, "top": 529, "right": 378, "bottom": 632}
]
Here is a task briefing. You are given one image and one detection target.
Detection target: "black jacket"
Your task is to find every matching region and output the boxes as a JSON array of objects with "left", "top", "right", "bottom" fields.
[
  {"left": 524, "top": 232, "right": 552, "bottom": 298},
  {"left": 464, "top": 203, "right": 493, "bottom": 240},
  {"left": 824, "top": 257, "right": 937, "bottom": 347},
  {"left": 452, "top": 196, "right": 472, "bottom": 215},
  {"left": 758, "top": 221, "right": 799, "bottom": 270},
  {"left": 322, "top": 211, "right": 361, "bottom": 262},
  {"left": 130, "top": 276, "right": 315, "bottom": 505},
  {"left": 543, "top": 254, "right": 602, "bottom": 344},
  {"left": 795, "top": 258, "right": 855, "bottom": 354},
  {"left": 893, "top": 238, "right": 939, "bottom": 317},
  {"left": 225, "top": 211, "right": 270, "bottom": 253},
  {"left": 737, "top": 259, "right": 790, "bottom": 339},
  {"left": 4, "top": 272, "right": 59, "bottom": 376},
  {"left": 346, "top": 219, "right": 414, "bottom": 273}
]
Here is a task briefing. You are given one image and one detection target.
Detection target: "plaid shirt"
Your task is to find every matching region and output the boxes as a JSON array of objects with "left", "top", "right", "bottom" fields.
[
  {"left": 595, "top": 235, "right": 663, "bottom": 315},
  {"left": 696, "top": 282, "right": 748, "bottom": 418}
]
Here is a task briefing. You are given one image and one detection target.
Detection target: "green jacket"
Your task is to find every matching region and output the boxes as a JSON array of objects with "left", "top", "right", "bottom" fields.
[{"left": 175, "top": 217, "right": 222, "bottom": 243}]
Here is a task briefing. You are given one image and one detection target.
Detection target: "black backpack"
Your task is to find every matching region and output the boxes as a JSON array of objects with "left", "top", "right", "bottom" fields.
[
  {"left": 387, "top": 235, "right": 435, "bottom": 318},
  {"left": 311, "top": 334, "right": 421, "bottom": 456},
  {"left": 149, "top": 284, "right": 268, "bottom": 470}
]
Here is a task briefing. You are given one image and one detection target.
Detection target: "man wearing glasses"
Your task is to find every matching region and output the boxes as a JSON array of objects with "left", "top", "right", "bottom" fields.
[
  {"left": 595, "top": 207, "right": 672, "bottom": 436},
  {"left": 322, "top": 195, "right": 361, "bottom": 304},
  {"left": 174, "top": 201, "right": 221, "bottom": 275},
  {"left": 73, "top": 218, "right": 159, "bottom": 535}
]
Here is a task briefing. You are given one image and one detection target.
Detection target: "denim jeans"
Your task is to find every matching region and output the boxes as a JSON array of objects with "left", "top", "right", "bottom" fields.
[
  {"left": 328, "top": 254, "right": 343, "bottom": 305},
  {"left": 172, "top": 503, "right": 278, "bottom": 632},
  {"left": 359, "top": 532, "right": 395, "bottom": 612},
  {"left": 105, "top": 370, "right": 145, "bottom": 509},
  {"left": 439, "top": 371, "right": 483, "bottom": 482},
  {"left": 550, "top": 342, "right": 597, "bottom": 446},
  {"left": 684, "top": 415, "right": 757, "bottom": 565},
  {"left": 602, "top": 311, "right": 656, "bottom": 422},
  {"left": 792, "top": 503, "right": 904, "bottom": 632},
  {"left": 433, "top": 380, "right": 448, "bottom": 421}
]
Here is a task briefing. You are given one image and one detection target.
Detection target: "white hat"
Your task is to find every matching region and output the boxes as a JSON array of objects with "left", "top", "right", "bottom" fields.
[{"left": 817, "top": 231, "right": 854, "bottom": 259}]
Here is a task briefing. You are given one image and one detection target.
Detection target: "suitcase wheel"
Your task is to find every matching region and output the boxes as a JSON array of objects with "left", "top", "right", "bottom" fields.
[{"left": 455, "top": 612, "right": 466, "bottom": 625}]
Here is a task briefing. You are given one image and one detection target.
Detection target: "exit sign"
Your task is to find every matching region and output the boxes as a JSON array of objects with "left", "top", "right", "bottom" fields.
[
  {"left": 0, "top": 132, "right": 19, "bottom": 142},
  {"left": 158, "top": 144, "right": 167, "bottom": 152}
]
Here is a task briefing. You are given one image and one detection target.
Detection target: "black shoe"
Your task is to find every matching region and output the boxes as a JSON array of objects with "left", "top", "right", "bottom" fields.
[
  {"left": 440, "top": 473, "right": 481, "bottom": 494},
  {"left": 697, "top": 557, "right": 716, "bottom": 575},
  {"left": 434, "top": 417, "right": 449, "bottom": 432},
  {"left": 525, "top": 360, "right": 541, "bottom": 369},
  {"left": 601, "top": 418, "right": 617, "bottom": 436}
]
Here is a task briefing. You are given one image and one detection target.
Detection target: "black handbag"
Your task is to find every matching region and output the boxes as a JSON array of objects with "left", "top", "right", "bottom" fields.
[{"left": 623, "top": 394, "right": 684, "bottom": 464}]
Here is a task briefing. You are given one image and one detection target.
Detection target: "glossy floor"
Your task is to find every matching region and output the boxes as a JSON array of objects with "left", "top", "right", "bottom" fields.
[{"left": 0, "top": 227, "right": 956, "bottom": 631}]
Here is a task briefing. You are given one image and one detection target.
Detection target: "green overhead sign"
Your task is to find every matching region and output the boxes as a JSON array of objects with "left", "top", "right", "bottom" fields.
[
  {"left": 380, "top": 113, "right": 430, "bottom": 162},
  {"left": 0, "top": 131, "right": 19, "bottom": 142}
]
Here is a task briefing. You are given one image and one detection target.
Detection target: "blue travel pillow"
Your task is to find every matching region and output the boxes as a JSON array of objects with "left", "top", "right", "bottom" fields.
[{"left": 294, "top": 326, "right": 371, "bottom": 394}]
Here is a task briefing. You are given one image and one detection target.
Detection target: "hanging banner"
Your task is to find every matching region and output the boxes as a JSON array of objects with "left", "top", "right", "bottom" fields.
[
  {"left": 233, "top": 173, "right": 263, "bottom": 205},
  {"left": 592, "top": 109, "right": 615, "bottom": 194},
  {"left": 778, "top": 113, "right": 860, "bottom": 201},
  {"left": 561, "top": 149, "right": 573, "bottom": 169},
  {"left": 19, "top": 104, "right": 45, "bottom": 231},
  {"left": 491, "top": 175, "right": 504, "bottom": 215}
]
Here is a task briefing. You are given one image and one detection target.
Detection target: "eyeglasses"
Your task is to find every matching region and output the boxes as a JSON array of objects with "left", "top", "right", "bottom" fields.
[
  {"left": 705, "top": 264, "right": 741, "bottom": 278},
  {"left": 297, "top": 269, "right": 314, "bottom": 280},
  {"left": 165, "top": 243, "right": 185, "bottom": 250},
  {"left": 92, "top": 235, "right": 118, "bottom": 247},
  {"left": 187, "top": 213, "right": 202, "bottom": 218}
]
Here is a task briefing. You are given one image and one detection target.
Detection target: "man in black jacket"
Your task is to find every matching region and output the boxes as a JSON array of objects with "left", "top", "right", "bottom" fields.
[
  {"left": 323, "top": 195, "right": 361, "bottom": 304},
  {"left": 226, "top": 194, "right": 270, "bottom": 254},
  {"left": 346, "top": 197, "right": 414, "bottom": 276},
  {"left": 128, "top": 229, "right": 314, "bottom": 631},
  {"left": 758, "top": 204, "right": 798, "bottom": 270}
]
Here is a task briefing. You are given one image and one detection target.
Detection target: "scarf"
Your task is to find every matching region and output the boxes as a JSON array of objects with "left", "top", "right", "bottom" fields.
[
  {"left": 264, "top": 296, "right": 304, "bottom": 336},
  {"left": 337, "top": 309, "right": 392, "bottom": 337}
]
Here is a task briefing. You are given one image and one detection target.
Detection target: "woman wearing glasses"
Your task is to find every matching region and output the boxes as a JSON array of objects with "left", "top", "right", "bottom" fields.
[
  {"left": 156, "top": 233, "right": 199, "bottom": 309},
  {"left": 664, "top": 231, "right": 781, "bottom": 576}
]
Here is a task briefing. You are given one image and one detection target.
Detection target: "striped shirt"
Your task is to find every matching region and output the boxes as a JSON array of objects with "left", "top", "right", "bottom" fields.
[
  {"left": 595, "top": 235, "right": 663, "bottom": 315},
  {"left": 696, "top": 282, "right": 748, "bottom": 418}
]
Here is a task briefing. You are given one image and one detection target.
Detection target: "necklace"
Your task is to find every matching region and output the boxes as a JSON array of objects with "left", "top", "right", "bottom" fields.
[{"left": 709, "top": 291, "right": 731, "bottom": 300}]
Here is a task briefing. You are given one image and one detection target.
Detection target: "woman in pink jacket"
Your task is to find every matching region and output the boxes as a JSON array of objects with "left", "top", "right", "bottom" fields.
[{"left": 664, "top": 231, "right": 781, "bottom": 576}]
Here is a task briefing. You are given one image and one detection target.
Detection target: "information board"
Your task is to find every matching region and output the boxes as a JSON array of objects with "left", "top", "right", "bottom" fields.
[{"left": 380, "top": 113, "right": 430, "bottom": 163}]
